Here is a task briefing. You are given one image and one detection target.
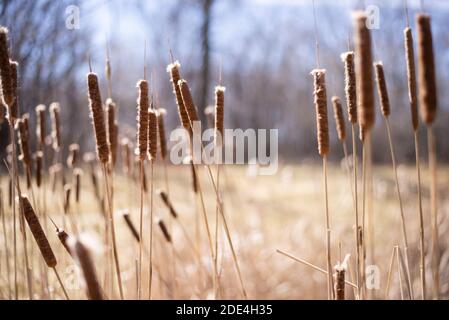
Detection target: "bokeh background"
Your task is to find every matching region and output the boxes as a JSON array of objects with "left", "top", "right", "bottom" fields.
[{"left": 1, "top": 0, "right": 448, "bottom": 163}]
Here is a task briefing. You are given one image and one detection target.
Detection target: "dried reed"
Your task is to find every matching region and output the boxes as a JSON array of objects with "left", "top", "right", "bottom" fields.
[
  {"left": 49, "top": 103, "right": 62, "bottom": 151},
  {"left": 416, "top": 12, "right": 439, "bottom": 299}
]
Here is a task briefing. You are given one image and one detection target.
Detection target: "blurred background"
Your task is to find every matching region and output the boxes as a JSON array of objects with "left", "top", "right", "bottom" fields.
[{"left": 1, "top": 0, "right": 448, "bottom": 163}]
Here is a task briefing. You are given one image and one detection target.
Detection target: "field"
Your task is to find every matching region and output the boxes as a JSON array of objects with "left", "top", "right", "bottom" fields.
[{"left": 1, "top": 162, "right": 447, "bottom": 299}]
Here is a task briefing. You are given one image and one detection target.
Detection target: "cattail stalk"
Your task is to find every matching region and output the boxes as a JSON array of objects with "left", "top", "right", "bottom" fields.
[
  {"left": 341, "top": 50, "right": 360, "bottom": 299},
  {"left": 87, "top": 71, "right": 123, "bottom": 299},
  {"left": 136, "top": 78, "right": 149, "bottom": 299},
  {"left": 416, "top": 13, "right": 439, "bottom": 299},
  {"left": 404, "top": 22, "right": 426, "bottom": 299},
  {"left": 374, "top": 61, "right": 413, "bottom": 299},
  {"left": 311, "top": 68, "right": 332, "bottom": 300},
  {"left": 147, "top": 105, "right": 157, "bottom": 299}
]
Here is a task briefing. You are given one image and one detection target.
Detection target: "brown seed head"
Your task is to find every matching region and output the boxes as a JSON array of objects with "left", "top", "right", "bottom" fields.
[
  {"left": 158, "top": 218, "right": 172, "bottom": 243},
  {"left": 136, "top": 80, "right": 149, "bottom": 160},
  {"left": 354, "top": 11, "right": 375, "bottom": 141},
  {"left": 105, "top": 98, "right": 118, "bottom": 165},
  {"left": 34, "top": 151, "right": 44, "bottom": 187},
  {"left": 310, "top": 69, "right": 329, "bottom": 157},
  {"left": 67, "top": 143, "right": 80, "bottom": 168},
  {"left": 9, "top": 60, "right": 19, "bottom": 119},
  {"left": 331, "top": 96, "right": 346, "bottom": 141},
  {"left": 148, "top": 107, "right": 157, "bottom": 161},
  {"left": 121, "top": 210, "right": 140, "bottom": 242},
  {"left": 156, "top": 108, "right": 167, "bottom": 160},
  {"left": 69, "top": 237, "right": 104, "bottom": 300},
  {"left": 74, "top": 168, "right": 83, "bottom": 203},
  {"left": 35, "top": 104, "right": 46, "bottom": 147},
  {"left": 374, "top": 62, "right": 391, "bottom": 117},
  {"left": 21, "top": 195, "right": 57, "bottom": 268},
  {"left": 16, "top": 116, "right": 31, "bottom": 166},
  {"left": 157, "top": 189, "right": 178, "bottom": 218},
  {"left": 214, "top": 86, "right": 225, "bottom": 146},
  {"left": 0, "top": 27, "right": 14, "bottom": 108},
  {"left": 49, "top": 102, "right": 62, "bottom": 151},
  {"left": 178, "top": 79, "right": 199, "bottom": 127},
  {"left": 167, "top": 61, "right": 190, "bottom": 132},
  {"left": 341, "top": 51, "right": 357, "bottom": 124},
  {"left": 404, "top": 27, "right": 418, "bottom": 131},
  {"left": 87, "top": 73, "right": 109, "bottom": 163},
  {"left": 416, "top": 14, "right": 437, "bottom": 125}
]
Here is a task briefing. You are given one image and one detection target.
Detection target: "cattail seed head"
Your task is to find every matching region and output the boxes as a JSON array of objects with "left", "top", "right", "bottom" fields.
[
  {"left": 105, "top": 98, "right": 118, "bottom": 166},
  {"left": 69, "top": 237, "right": 104, "bottom": 300},
  {"left": 0, "top": 27, "right": 14, "bottom": 108},
  {"left": 215, "top": 86, "right": 225, "bottom": 146},
  {"left": 354, "top": 12, "right": 375, "bottom": 141},
  {"left": 157, "top": 189, "right": 178, "bottom": 218},
  {"left": 341, "top": 51, "right": 357, "bottom": 124},
  {"left": 74, "top": 168, "right": 83, "bottom": 203},
  {"left": 136, "top": 79, "right": 149, "bottom": 160},
  {"left": 167, "top": 61, "right": 190, "bottom": 131},
  {"left": 331, "top": 96, "right": 346, "bottom": 141},
  {"left": 158, "top": 218, "right": 172, "bottom": 243},
  {"left": 16, "top": 116, "right": 31, "bottom": 166},
  {"left": 148, "top": 107, "right": 158, "bottom": 161},
  {"left": 49, "top": 102, "right": 62, "bottom": 151},
  {"left": 204, "top": 105, "right": 214, "bottom": 129},
  {"left": 63, "top": 184, "right": 71, "bottom": 213},
  {"left": 35, "top": 104, "right": 46, "bottom": 147},
  {"left": 87, "top": 72, "right": 109, "bottom": 163},
  {"left": 21, "top": 195, "right": 57, "bottom": 268},
  {"left": 416, "top": 14, "right": 437, "bottom": 125},
  {"left": 374, "top": 62, "right": 391, "bottom": 117},
  {"left": 9, "top": 60, "right": 19, "bottom": 119},
  {"left": 310, "top": 69, "right": 329, "bottom": 157},
  {"left": 178, "top": 79, "right": 199, "bottom": 126},
  {"left": 404, "top": 27, "right": 418, "bottom": 131},
  {"left": 121, "top": 210, "right": 140, "bottom": 242},
  {"left": 0, "top": 100, "right": 6, "bottom": 124},
  {"left": 156, "top": 108, "right": 167, "bottom": 160},
  {"left": 34, "top": 151, "right": 43, "bottom": 188},
  {"left": 334, "top": 266, "right": 345, "bottom": 300},
  {"left": 67, "top": 143, "right": 80, "bottom": 168}
]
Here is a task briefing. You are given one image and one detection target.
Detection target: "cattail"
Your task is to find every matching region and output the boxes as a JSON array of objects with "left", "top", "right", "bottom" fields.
[
  {"left": 67, "top": 143, "right": 80, "bottom": 168},
  {"left": 157, "top": 189, "right": 178, "bottom": 218},
  {"left": 21, "top": 195, "right": 57, "bottom": 268},
  {"left": 416, "top": 14, "right": 437, "bottom": 125},
  {"left": 204, "top": 105, "right": 214, "bottom": 129},
  {"left": 148, "top": 106, "right": 158, "bottom": 161},
  {"left": 9, "top": 61, "right": 19, "bottom": 119},
  {"left": 158, "top": 218, "right": 172, "bottom": 243},
  {"left": 74, "top": 168, "right": 83, "bottom": 203},
  {"left": 136, "top": 80, "right": 149, "bottom": 161},
  {"left": 183, "top": 156, "right": 198, "bottom": 193},
  {"left": 334, "top": 266, "right": 345, "bottom": 300},
  {"left": 34, "top": 151, "right": 43, "bottom": 188},
  {"left": 331, "top": 96, "right": 346, "bottom": 141},
  {"left": 69, "top": 237, "right": 104, "bottom": 300},
  {"left": 310, "top": 69, "right": 329, "bottom": 156},
  {"left": 0, "top": 27, "right": 14, "bottom": 108},
  {"left": 0, "top": 100, "right": 6, "bottom": 124},
  {"left": 49, "top": 102, "right": 62, "bottom": 151},
  {"left": 354, "top": 12, "right": 375, "bottom": 141},
  {"left": 16, "top": 116, "right": 31, "bottom": 166},
  {"left": 167, "top": 61, "right": 190, "bottom": 131},
  {"left": 105, "top": 98, "right": 118, "bottom": 165},
  {"left": 121, "top": 138, "right": 132, "bottom": 174},
  {"left": 374, "top": 62, "right": 391, "bottom": 117},
  {"left": 87, "top": 73, "right": 109, "bottom": 163},
  {"left": 215, "top": 86, "right": 225, "bottom": 146},
  {"left": 156, "top": 108, "right": 167, "bottom": 160},
  {"left": 63, "top": 184, "right": 71, "bottom": 213},
  {"left": 404, "top": 27, "right": 418, "bottom": 131},
  {"left": 50, "top": 219, "right": 73, "bottom": 257},
  {"left": 341, "top": 51, "right": 357, "bottom": 123},
  {"left": 178, "top": 79, "right": 199, "bottom": 126},
  {"left": 122, "top": 210, "right": 140, "bottom": 242},
  {"left": 35, "top": 104, "right": 46, "bottom": 147}
]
